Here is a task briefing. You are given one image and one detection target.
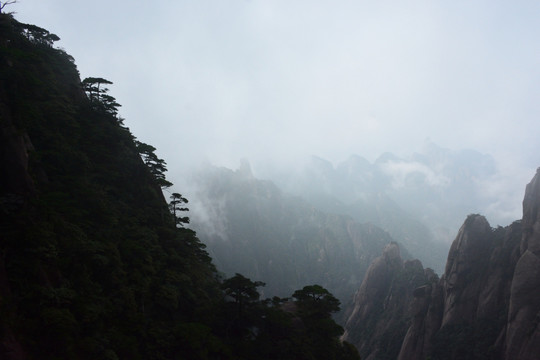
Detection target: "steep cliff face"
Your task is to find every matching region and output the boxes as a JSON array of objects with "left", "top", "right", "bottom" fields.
[
  {"left": 397, "top": 274, "right": 443, "bottom": 360},
  {"left": 441, "top": 215, "right": 493, "bottom": 327},
  {"left": 342, "top": 243, "right": 430, "bottom": 359},
  {"left": 505, "top": 168, "right": 540, "bottom": 359},
  {"left": 345, "top": 169, "right": 540, "bottom": 360},
  {"left": 397, "top": 218, "right": 522, "bottom": 360}
]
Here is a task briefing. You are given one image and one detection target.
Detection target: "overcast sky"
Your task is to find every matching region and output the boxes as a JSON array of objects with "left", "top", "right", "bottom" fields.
[{"left": 13, "top": 0, "right": 540, "bottom": 215}]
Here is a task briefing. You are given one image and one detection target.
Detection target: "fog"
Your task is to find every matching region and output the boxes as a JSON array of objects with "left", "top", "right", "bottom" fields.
[{"left": 15, "top": 0, "right": 540, "bottom": 225}]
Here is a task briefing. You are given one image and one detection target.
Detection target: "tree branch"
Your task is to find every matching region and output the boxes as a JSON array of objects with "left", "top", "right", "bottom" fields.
[{"left": 0, "top": 1, "right": 18, "bottom": 13}]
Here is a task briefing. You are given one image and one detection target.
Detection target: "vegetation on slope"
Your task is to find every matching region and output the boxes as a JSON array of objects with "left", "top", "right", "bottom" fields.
[{"left": 0, "top": 13, "right": 359, "bottom": 360}]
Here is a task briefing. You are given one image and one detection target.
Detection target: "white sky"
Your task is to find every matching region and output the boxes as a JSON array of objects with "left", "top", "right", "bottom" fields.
[{"left": 13, "top": 0, "right": 540, "bottom": 203}]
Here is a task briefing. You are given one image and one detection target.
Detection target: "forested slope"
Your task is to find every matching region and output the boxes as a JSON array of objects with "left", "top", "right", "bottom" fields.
[
  {"left": 0, "top": 13, "right": 359, "bottom": 360},
  {"left": 0, "top": 12, "right": 220, "bottom": 359}
]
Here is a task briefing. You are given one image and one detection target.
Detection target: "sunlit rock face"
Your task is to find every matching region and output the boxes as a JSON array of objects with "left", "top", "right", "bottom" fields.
[{"left": 505, "top": 168, "right": 540, "bottom": 360}]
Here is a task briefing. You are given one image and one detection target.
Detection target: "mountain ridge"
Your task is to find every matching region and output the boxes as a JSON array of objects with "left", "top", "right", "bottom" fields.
[
  {"left": 343, "top": 168, "right": 540, "bottom": 360},
  {"left": 187, "top": 163, "right": 408, "bottom": 303}
]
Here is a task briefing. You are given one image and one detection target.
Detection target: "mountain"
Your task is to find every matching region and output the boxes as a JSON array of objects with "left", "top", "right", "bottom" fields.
[
  {"left": 341, "top": 242, "right": 433, "bottom": 359},
  {"left": 0, "top": 13, "right": 221, "bottom": 358},
  {"left": 187, "top": 162, "right": 410, "bottom": 304},
  {"left": 0, "top": 13, "right": 360, "bottom": 360},
  {"left": 342, "top": 168, "right": 540, "bottom": 360},
  {"left": 256, "top": 145, "right": 509, "bottom": 274}
]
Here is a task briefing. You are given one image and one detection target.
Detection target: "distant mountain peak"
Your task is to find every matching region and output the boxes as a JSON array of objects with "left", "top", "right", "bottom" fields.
[{"left": 236, "top": 158, "right": 254, "bottom": 179}]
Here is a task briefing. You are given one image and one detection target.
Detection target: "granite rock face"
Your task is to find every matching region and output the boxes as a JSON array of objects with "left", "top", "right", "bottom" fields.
[
  {"left": 397, "top": 271, "right": 443, "bottom": 360},
  {"left": 504, "top": 168, "right": 540, "bottom": 360},
  {"left": 441, "top": 215, "right": 493, "bottom": 327},
  {"left": 397, "top": 217, "right": 521, "bottom": 360},
  {"left": 342, "top": 243, "right": 430, "bottom": 360},
  {"left": 345, "top": 169, "right": 540, "bottom": 360}
]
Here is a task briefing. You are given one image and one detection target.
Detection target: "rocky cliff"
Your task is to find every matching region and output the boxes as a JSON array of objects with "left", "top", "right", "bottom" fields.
[
  {"left": 344, "top": 168, "right": 540, "bottom": 360},
  {"left": 342, "top": 243, "right": 433, "bottom": 359},
  {"left": 505, "top": 168, "right": 540, "bottom": 359}
]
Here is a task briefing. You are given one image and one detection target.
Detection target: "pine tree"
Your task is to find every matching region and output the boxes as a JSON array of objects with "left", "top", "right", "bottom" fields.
[{"left": 169, "top": 192, "right": 190, "bottom": 227}]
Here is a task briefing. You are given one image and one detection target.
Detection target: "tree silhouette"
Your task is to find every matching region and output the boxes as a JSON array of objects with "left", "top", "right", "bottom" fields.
[
  {"left": 169, "top": 193, "right": 189, "bottom": 227},
  {"left": 0, "top": 1, "right": 17, "bottom": 14},
  {"left": 82, "top": 77, "right": 112, "bottom": 101},
  {"left": 292, "top": 285, "right": 346, "bottom": 358},
  {"left": 82, "top": 77, "right": 121, "bottom": 117},
  {"left": 292, "top": 284, "right": 341, "bottom": 317},
  {"left": 135, "top": 141, "right": 173, "bottom": 189},
  {"left": 222, "top": 273, "right": 265, "bottom": 317},
  {"left": 14, "top": 22, "right": 60, "bottom": 46}
]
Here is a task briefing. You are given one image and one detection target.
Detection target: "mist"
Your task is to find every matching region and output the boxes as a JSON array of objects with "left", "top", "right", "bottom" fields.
[{"left": 15, "top": 0, "right": 540, "bottom": 226}]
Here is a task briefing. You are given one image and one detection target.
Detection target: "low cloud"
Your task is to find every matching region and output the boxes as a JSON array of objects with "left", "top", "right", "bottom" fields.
[{"left": 380, "top": 160, "right": 451, "bottom": 189}]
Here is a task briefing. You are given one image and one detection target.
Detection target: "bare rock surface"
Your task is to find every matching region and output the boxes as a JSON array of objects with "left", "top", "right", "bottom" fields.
[
  {"left": 343, "top": 243, "right": 428, "bottom": 359},
  {"left": 505, "top": 168, "right": 540, "bottom": 360},
  {"left": 346, "top": 169, "right": 540, "bottom": 360},
  {"left": 441, "top": 214, "right": 492, "bottom": 327}
]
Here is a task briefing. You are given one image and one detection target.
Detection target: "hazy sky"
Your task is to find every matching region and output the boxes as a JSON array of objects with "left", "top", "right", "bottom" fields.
[{"left": 13, "top": 0, "right": 540, "bottom": 211}]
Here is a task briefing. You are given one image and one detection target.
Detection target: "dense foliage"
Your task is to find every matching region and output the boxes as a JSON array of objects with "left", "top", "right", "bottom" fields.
[{"left": 0, "top": 13, "right": 359, "bottom": 359}]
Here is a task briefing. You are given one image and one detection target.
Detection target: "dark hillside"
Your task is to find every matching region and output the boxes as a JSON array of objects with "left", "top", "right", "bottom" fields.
[
  {"left": 0, "top": 13, "right": 360, "bottom": 360},
  {"left": 0, "top": 13, "right": 220, "bottom": 359}
]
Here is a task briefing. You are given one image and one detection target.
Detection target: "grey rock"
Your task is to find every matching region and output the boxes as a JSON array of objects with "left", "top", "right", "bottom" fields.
[{"left": 504, "top": 168, "right": 540, "bottom": 360}]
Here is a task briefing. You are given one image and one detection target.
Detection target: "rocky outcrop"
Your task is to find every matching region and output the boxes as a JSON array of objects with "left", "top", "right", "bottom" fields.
[
  {"left": 342, "top": 243, "right": 429, "bottom": 359},
  {"left": 344, "top": 243, "right": 402, "bottom": 326},
  {"left": 441, "top": 215, "right": 492, "bottom": 327},
  {"left": 345, "top": 169, "right": 540, "bottom": 359},
  {"left": 397, "top": 271, "right": 443, "bottom": 360},
  {"left": 520, "top": 168, "right": 540, "bottom": 255},
  {"left": 504, "top": 168, "right": 540, "bottom": 360},
  {"left": 395, "top": 217, "right": 522, "bottom": 360}
]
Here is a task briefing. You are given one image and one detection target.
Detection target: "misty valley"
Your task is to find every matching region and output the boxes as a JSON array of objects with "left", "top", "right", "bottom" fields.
[
  {"left": 2, "top": 9, "right": 540, "bottom": 360},
  {"left": 185, "top": 156, "right": 540, "bottom": 359}
]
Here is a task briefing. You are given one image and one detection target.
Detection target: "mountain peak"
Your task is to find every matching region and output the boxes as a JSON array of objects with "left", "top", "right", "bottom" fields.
[
  {"left": 521, "top": 167, "right": 540, "bottom": 255},
  {"left": 236, "top": 158, "right": 253, "bottom": 179},
  {"left": 344, "top": 168, "right": 540, "bottom": 360},
  {"left": 504, "top": 167, "right": 540, "bottom": 359}
]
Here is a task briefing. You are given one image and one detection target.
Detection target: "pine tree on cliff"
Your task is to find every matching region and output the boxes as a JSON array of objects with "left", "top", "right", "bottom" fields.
[
  {"left": 169, "top": 192, "right": 190, "bottom": 227},
  {"left": 135, "top": 140, "right": 173, "bottom": 189},
  {"left": 82, "top": 77, "right": 121, "bottom": 117}
]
